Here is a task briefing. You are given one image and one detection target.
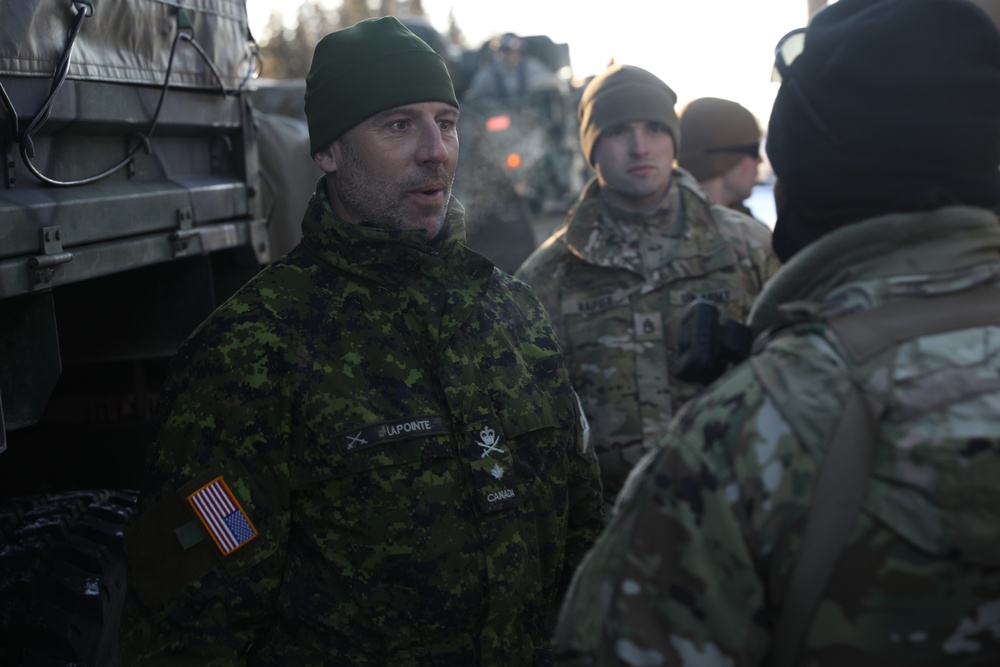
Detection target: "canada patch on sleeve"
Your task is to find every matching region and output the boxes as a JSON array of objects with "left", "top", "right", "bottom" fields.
[{"left": 186, "top": 476, "right": 259, "bottom": 556}]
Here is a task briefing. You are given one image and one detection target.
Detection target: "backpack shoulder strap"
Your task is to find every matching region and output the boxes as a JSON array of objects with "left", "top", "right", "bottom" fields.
[
  {"left": 826, "top": 286, "right": 1000, "bottom": 364},
  {"left": 763, "top": 373, "right": 881, "bottom": 667}
]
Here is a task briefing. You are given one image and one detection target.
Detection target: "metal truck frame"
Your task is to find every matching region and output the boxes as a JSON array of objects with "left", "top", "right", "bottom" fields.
[{"left": 0, "top": 2, "right": 267, "bottom": 664}]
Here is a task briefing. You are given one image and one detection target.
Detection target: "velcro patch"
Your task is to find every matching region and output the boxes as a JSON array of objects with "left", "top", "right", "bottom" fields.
[
  {"left": 187, "top": 476, "right": 258, "bottom": 556},
  {"left": 668, "top": 287, "right": 739, "bottom": 306},
  {"left": 124, "top": 485, "right": 222, "bottom": 607},
  {"left": 335, "top": 415, "right": 449, "bottom": 454},
  {"left": 634, "top": 311, "right": 664, "bottom": 341},
  {"left": 561, "top": 291, "right": 621, "bottom": 315}
]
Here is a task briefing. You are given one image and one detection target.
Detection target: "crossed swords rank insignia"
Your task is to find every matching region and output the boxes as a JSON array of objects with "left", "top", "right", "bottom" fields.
[
  {"left": 345, "top": 432, "right": 367, "bottom": 450},
  {"left": 470, "top": 424, "right": 516, "bottom": 513},
  {"left": 476, "top": 426, "right": 504, "bottom": 458}
]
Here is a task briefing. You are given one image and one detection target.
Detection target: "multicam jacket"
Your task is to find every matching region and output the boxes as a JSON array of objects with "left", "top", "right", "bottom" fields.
[
  {"left": 552, "top": 206, "right": 1000, "bottom": 666},
  {"left": 120, "top": 184, "right": 606, "bottom": 666},
  {"left": 515, "top": 170, "right": 779, "bottom": 502}
]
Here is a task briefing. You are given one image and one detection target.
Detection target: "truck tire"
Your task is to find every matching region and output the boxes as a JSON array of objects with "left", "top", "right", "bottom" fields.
[{"left": 0, "top": 490, "right": 138, "bottom": 667}]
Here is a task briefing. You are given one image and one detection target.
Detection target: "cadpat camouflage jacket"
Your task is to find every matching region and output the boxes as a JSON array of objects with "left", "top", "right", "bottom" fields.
[
  {"left": 515, "top": 170, "right": 779, "bottom": 502},
  {"left": 552, "top": 206, "right": 1000, "bottom": 666},
  {"left": 120, "top": 183, "right": 606, "bottom": 666}
]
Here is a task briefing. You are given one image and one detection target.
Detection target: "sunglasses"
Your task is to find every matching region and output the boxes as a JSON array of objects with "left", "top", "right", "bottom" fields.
[
  {"left": 706, "top": 144, "right": 761, "bottom": 160},
  {"left": 769, "top": 26, "right": 842, "bottom": 147},
  {"left": 771, "top": 27, "right": 806, "bottom": 82}
]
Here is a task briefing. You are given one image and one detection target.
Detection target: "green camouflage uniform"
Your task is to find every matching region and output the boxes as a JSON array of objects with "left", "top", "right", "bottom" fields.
[
  {"left": 515, "top": 170, "right": 779, "bottom": 503},
  {"left": 120, "top": 182, "right": 606, "bottom": 666},
  {"left": 553, "top": 206, "right": 1000, "bottom": 666}
]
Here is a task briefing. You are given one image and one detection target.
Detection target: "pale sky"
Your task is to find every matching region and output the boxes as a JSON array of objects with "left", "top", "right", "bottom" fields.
[{"left": 247, "top": 0, "right": 815, "bottom": 127}]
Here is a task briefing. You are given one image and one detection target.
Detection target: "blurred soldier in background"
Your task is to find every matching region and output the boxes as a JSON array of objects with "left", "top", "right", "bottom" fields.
[
  {"left": 121, "top": 16, "right": 605, "bottom": 665},
  {"left": 460, "top": 31, "right": 580, "bottom": 220},
  {"left": 464, "top": 32, "right": 563, "bottom": 102},
  {"left": 553, "top": 0, "right": 1000, "bottom": 664},
  {"left": 678, "top": 96, "right": 766, "bottom": 222},
  {"left": 515, "top": 64, "right": 779, "bottom": 506}
]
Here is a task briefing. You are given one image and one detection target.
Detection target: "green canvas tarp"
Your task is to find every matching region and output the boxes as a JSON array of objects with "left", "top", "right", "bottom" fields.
[{"left": 0, "top": 0, "right": 255, "bottom": 91}]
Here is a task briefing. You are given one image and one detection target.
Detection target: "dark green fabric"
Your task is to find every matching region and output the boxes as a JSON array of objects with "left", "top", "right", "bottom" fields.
[
  {"left": 124, "top": 485, "right": 220, "bottom": 608},
  {"left": 304, "top": 16, "right": 458, "bottom": 155}
]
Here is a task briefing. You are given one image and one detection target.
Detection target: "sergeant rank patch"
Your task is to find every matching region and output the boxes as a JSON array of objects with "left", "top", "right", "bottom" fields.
[{"left": 187, "top": 476, "right": 258, "bottom": 555}]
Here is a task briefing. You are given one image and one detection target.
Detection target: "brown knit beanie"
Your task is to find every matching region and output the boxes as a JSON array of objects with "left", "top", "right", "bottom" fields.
[
  {"left": 677, "top": 97, "right": 761, "bottom": 182},
  {"left": 304, "top": 17, "right": 458, "bottom": 156},
  {"left": 578, "top": 64, "right": 680, "bottom": 168}
]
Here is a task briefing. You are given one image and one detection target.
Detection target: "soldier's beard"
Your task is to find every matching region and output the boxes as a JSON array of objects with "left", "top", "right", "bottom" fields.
[{"left": 335, "top": 135, "right": 453, "bottom": 240}]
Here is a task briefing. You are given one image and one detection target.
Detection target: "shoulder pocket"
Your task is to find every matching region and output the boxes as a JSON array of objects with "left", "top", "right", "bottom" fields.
[{"left": 125, "top": 486, "right": 221, "bottom": 608}]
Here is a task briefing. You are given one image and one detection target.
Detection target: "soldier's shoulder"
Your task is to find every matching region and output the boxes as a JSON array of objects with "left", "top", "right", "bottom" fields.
[
  {"left": 513, "top": 225, "right": 571, "bottom": 282},
  {"left": 671, "top": 360, "right": 769, "bottom": 444},
  {"left": 711, "top": 204, "right": 774, "bottom": 247}
]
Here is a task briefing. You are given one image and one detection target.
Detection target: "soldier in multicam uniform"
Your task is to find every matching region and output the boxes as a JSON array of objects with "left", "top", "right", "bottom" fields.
[
  {"left": 515, "top": 64, "right": 780, "bottom": 505},
  {"left": 553, "top": 0, "right": 1000, "bottom": 665},
  {"left": 119, "top": 17, "right": 605, "bottom": 666}
]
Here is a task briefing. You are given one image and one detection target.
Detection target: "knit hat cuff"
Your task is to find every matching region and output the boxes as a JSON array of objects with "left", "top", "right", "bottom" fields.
[
  {"left": 680, "top": 153, "right": 744, "bottom": 182},
  {"left": 678, "top": 97, "right": 761, "bottom": 181}
]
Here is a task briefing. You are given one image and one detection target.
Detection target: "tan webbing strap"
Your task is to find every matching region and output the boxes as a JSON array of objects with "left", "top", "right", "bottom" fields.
[
  {"left": 766, "top": 380, "right": 880, "bottom": 667},
  {"left": 828, "top": 287, "right": 1000, "bottom": 363}
]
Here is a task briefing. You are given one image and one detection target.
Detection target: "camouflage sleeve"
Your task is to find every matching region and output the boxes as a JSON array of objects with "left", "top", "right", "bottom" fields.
[
  {"left": 119, "top": 325, "right": 293, "bottom": 665},
  {"left": 560, "top": 388, "right": 608, "bottom": 598},
  {"left": 553, "top": 364, "right": 777, "bottom": 667}
]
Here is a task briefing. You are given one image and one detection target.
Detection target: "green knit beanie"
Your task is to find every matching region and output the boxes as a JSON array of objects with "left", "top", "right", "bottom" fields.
[
  {"left": 578, "top": 64, "right": 680, "bottom": 168},
  {"left": 677, "top": 97, "right": 761, "bottom": 182},
  {"left": 304, "top": 16, "right": 458, "bottom": 156}
]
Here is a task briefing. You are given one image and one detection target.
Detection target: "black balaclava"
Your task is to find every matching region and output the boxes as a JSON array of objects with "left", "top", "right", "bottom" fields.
[{"left": 767, "top": 0, "right": 1000, "bottom": 262}]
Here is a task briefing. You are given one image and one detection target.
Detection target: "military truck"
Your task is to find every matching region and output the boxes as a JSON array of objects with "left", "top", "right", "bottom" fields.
[
  {"left": 0, "top": 1, "right": 267, "bottom": 664},
  {"left": 454, "top": 34, "right": 587, "bottom": 220}
]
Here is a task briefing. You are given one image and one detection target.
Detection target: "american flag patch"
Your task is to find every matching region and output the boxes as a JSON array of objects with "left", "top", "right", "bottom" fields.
[{"left": 187, "top": 476, "right": 258, "bottom": 555}]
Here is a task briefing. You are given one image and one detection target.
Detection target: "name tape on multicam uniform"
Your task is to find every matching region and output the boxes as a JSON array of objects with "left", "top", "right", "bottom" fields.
[{"left": 187, "top": 476, "right": 259, "bottom": 555}]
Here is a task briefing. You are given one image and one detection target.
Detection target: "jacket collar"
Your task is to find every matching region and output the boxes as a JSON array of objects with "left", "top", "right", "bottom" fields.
[
  {"left": 749, "top": 206, "right": 1000, "bottom": 333},
  {"left": 298, "top": 178, "right": 487, "bottom": 291},
  {"left": 560, "top": 169, "right": 718, "bottom": 273}
]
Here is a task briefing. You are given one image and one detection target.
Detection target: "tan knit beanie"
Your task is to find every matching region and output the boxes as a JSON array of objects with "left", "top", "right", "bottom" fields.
[
  {"left": 578, "top": 64, "right": 680, "bottom": 168},
  {"left": 677, "top": 97, "right": 761, "bottom": 182}
]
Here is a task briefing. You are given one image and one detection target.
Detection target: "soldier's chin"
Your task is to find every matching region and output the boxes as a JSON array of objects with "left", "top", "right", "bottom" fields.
[
  {"left": 426, "top": 215, "right": 450, "bottom": 241},
  {"left": 414, "top": 206, "right": 449, "bottom": 240}
]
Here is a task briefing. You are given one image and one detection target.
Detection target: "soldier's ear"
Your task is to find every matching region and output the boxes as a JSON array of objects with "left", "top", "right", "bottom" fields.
[{"left": 312, "top": 141, "right": 338, "bottom": 174}]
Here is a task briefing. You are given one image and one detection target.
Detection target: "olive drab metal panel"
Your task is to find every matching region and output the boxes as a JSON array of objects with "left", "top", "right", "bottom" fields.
[{"left": 0, "top": 0, "right": 267, "bottom": 433}]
